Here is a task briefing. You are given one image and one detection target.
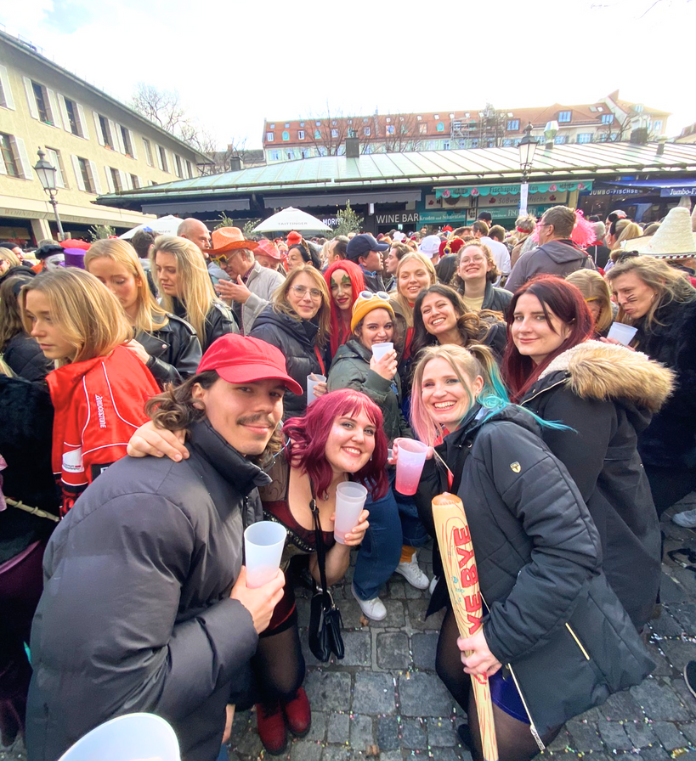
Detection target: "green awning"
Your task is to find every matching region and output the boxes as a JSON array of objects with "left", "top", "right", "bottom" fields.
[{"left": 435, "top": 180, "right": 592, "bottom": 199}]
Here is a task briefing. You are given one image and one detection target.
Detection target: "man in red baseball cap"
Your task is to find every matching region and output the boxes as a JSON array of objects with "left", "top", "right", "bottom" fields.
[{"left": 26, "top": 334, "right": 300, "bottom": 761}]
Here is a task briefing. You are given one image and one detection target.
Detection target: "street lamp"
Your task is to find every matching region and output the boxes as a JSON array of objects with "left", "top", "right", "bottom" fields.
[
  {"left": 34, "top": 148, "right": 65, "bottom": 241},
  {"left": 518, "top": 123, "right": 538, "bottom": 216}
]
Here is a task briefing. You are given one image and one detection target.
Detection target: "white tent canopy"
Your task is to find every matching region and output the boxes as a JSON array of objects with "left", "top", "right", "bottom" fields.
[
  {"left": 120, "top": 215, "right": 182, "bottom": 240},
  {"left": 253, "top": 207, "right": 333, "bottom": 234}
]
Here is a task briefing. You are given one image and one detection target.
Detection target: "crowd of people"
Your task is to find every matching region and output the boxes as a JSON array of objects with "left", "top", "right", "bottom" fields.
[{"left": 1, "top": 200, "right": 696, "bottom": 761}]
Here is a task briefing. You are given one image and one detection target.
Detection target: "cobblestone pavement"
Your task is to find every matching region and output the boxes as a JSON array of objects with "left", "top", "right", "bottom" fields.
[{"left": 4, "top": 494, "right": 696, "bottom": 761}]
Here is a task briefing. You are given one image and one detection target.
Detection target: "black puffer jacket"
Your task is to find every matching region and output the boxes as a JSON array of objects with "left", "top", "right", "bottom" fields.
[
  {"left": 3, "top": 333, "right": 53, "bottom": 382},
  {"left": 519, "top": 341, "right": 673, "bottom": 629},
  {"left": 172, "top": 299, "right": 239, "bottom": 354},
  {"left": 250, "top": 306, "right": 324, "bottom": 418},
  {"left": 136, "top": 313, "right": 202, "bottom": 387},
  {"left": 26, "top": 419, "right": 267, "bottom": 761},
  {"left": 416, "top": 404, "right": 653, "bottom": 738},
  {"left": 629, "top": 296, "right": 696, "bottom": 469}
]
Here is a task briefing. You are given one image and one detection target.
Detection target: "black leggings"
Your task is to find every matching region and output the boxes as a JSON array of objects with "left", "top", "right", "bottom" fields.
[
  {"left": 252, "top": 614, "right": 306, "bottom": 705},
  {"left": 436, "top": 608, "right": 560, "bottom": 761}
]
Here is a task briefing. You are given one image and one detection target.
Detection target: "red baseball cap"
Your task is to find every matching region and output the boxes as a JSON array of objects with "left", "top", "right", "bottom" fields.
[{"left": 198, "top": 334, "right": 302, "bottom": 395}]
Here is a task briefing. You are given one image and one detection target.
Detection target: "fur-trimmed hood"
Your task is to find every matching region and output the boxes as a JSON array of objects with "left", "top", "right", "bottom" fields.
[{"left": 538, "top": 340, "right": 674, "bottom": 413}]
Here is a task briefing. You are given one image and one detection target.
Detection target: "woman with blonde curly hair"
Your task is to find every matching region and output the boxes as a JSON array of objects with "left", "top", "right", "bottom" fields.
[
  {"left": 450, "top": 241, "right": 512, "bottom": 316},
  {"left": 151, "top": 235, "right": 237, "bottom": 352},
  {"left": 85, "top": 239, "right": 201, "bottom": 386}
]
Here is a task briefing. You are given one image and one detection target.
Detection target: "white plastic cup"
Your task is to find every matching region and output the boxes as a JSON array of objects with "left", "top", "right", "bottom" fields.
[
  {"left": 306, "top": 374, "right": 326, "bottom": 406},
  {"left": 244, "top": 521, "right": 287, "bottom": 588},
  {"left": 607, "top": 322, "right": 638, "bottom": 346},
  {"left": 57, "top": 713, "right": 180, "bottom": 761},
  {"left": 395, "top": 439, "right": 429, "bottom": 496},
  {"left": 334, "top": 482, "right": 368, "bottom": 544},
  {"left": 371, "top": 342, "right": 394, "bottom": 362}
]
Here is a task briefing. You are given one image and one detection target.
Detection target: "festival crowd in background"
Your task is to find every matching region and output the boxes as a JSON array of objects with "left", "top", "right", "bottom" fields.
[{"left": 1, "top": 200, "right": 696, "bottom": 761}]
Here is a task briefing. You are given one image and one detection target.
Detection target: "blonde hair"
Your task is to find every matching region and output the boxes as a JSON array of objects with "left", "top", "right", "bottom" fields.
[
  {"left": 610, "top": 221, "right": 642, "bottom": 252},
  {"left": 606, "top": 255, "right": 696, "bottom": 330},
  {"left": 271, "top": 264, "right": 331, "bottom": 350},
  {"left": 566, "top": 269, "right": 614, "bottom": 334},
  {"left": 0, "top": 247, "right": 21, "bottom": 269},
  {"left": 151, "top": 235, "right": 217, "bottom": 345},
  {"left": 394, "top": 252, "right": 437, "bottom": 327},
  {"left": 20, "top": 268, "right": 131, "bottom": 367},
  {"left": 85, "top": 239, "right": 168, "bottom": 334}
]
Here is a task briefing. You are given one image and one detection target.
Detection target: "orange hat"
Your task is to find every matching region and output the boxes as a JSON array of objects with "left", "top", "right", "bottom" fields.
[
  {"left": 287, "top": 230, "right": 303, "bottom": 246},
  {"left": 211, "top": 227, "right": 258, "bottom": 254},
  {"left": 255, "top": 239, "right": 282, "bottom": 260}
]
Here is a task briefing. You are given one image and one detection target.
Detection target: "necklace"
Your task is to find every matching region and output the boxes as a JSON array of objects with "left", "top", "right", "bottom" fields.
[{"left": 320, "top": 474, "right": 349, "bottom": 502}]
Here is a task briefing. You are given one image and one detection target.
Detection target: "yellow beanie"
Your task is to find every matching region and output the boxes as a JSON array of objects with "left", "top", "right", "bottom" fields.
[{"left": 350, "top": 294, "right": 395, "bottom": 332}]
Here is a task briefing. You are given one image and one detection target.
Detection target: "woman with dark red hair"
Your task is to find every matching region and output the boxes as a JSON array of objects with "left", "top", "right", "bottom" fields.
[
  {"left": 323, "top": 259, "right": 365, "bottom": 359},
  {"left": 503, "top": 275, "right": 672, "bottom": 631}
]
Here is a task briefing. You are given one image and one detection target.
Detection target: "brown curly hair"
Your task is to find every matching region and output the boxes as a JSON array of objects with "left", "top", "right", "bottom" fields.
[{"left": 449, "top": 241, "right": 500, "bottom": 292}]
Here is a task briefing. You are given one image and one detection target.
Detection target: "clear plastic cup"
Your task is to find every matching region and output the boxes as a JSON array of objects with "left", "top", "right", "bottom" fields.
[
  {"left": 244, "top": 521, "right": 287, "bottom": 588},
  {"left": 607, "top": 322, "right": 638, "bottom": 346},
  {"left": 371, "top": 342, "right": 394, "bottom": 362},
  {"left": 306, "top": 374, "right": 326, "bottom": 406},
  {"left": 334, "top": 482, "right": 368, "bottom": 544},
  {"left": 395, "top": 439, "right": 429, "bottom": 496}
]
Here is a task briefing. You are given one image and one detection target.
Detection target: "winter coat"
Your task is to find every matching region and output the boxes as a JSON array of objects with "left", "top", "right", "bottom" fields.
[
  {"left": 587, "top": 242, "right": 611, "bottom": 270},
  {"left": 250, "top": 306, "right": 324, "bottom": 418},
  {"left": 172, "top": 299, "right": 238, "bottom": 354},
  {"left": 481, "top": 282, "right": 513, "bottom": 316},
  {"left": 327, "top": 338, "right": 413, "bottom": 442},
  {"left": 629, "top": 296, "right": 696, "bottom": 470},
  {"left": 505, "top": 239, "right": 595, "bottom": 293},
  {"left": 237, "top": 261, "right": 285, "bottom": 335},
  {"left": 416, "top": 404, "right": 653, "bottom": 739},
  {"left": 136, "top": 313, "right": 202, "bottom": 387},
  {"left": 519, "top": 341, "right": 673, "bottom": 629},
  {"left": 3, "top": 333, "right": 53, "bottom": 382},
  {"left": 26, "top": 418, "right": 266, "bottom": 761},
  {"left": 46, "top": 345, "right": 160, "bottom": 515}
]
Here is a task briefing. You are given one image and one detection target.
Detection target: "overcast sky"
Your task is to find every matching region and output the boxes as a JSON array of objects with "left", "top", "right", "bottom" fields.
[{"left": 1, "top": 0, "right": 694, "bottom": 150}]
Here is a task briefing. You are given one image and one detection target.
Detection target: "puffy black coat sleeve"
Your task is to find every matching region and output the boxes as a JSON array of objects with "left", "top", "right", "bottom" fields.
[
  {"left": 5, "top": 335, "right": 53, "bottom": 383},
  {"left": 466, "top": 422, "right": 602, "bottom": 664},
  {"left": 147, "top": 331, "right": 202, "bottom": 386},
  {"left": 32, "top": 495, "right": 258, "bottom": 731}
]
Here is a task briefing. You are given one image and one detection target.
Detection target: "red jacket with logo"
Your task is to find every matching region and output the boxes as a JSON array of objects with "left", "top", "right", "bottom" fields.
[{"left": 46, "top": 345, "right": 160, "bottom": 515}]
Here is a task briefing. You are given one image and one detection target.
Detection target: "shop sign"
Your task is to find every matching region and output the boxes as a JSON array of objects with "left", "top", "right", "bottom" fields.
[
  {"left": 375, "top": 211, "right": 420, "bottom": 225},
  {"left": 418, "top": 210, "right": 469, "bottom": 224},
  {"left": 479, "top": 190, "right": 567, "bottom": 207},
  {"left": 660, "top": 187, "right": 696, "bottom": 197},
  {"left": 322, "top": 217, "right": 339, "bottom": 226},
  {"left": 435, "top": 180, "right": 592, "bottom": 199},
  {"left": 589, "top": 187, "right": 647, "bottom": 196}
]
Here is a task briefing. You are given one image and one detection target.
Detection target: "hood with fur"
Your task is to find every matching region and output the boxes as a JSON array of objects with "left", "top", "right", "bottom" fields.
[{"left": 539, "top": 340, "right": 674, "bottom": 413}]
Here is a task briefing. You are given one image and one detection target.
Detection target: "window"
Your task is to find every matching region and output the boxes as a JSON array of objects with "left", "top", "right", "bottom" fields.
[
  {"left": 400, "top": 124, "right": 408, "bottom": 135},
  {"left": 266, "top": 132, "right": 275, "bottom": 142},
  {"left": 120, "top": 126, "right": 133, "bottom": 155},
  {"left": 363, "top": 118, "right": 369, "bottom": 123},
  {"left": 282, "top": 131, "right": 289, "bottom": 141},
  {"left": 386, "top": 125, "right": 395, "bottom": 135},
  {"left": 298, "top": 130, "right": 305, "bottom": 140},
  {"left": 270, "top": 123, "right": 275, "bottom": 129},
  {"left": 0, "top": 133, "right": 19, "bottom": 176},
  {"left": 109, "top": 167, "right": 122, "bottom": 192},
  {"left": 654, "top": 120, "right": 663, "bottom": 133},
  {"left": 31, "top": 82, "right": 50, "bottom": 123},
  {"left": 347, "top": 128, "right": 356, "bottom": 138},
  {"left": 332, "top": 120, "right": 337, "bottom": 126},
  {"left": 331, "top": 129, "right": 339, "bottom": 138},
  {"left": 174, "top": 155, "right": 183, "bottom": 177},
  {"left": 363, "top": 126, "right": 371, "bottom": 137},
  {"left": 348, "top": 119, "right": 352, "bottom": 125},
  {"left": 314, "top": 129, "right": 321, "bottom": 139},
  {"left": 316, "top": 121, "right": 321, "bottom": 126},
  {"left": 143, "top": 138, "right": 153, "bottom": 166},
  {"left": 270, "top": 150, "right": 280, "bottom": 161},
  {"left": 601, "top": 114, "right": 614, "bottom": 125},
  {"left": 433, "top": 114, "right": 439, "bottom": 120},
  {"left": 577, "top": 133, "right": 593, "bottom": 143},
  {"left": 130, "top": 174, "right": 140, "bottom": 189},
  {"left": 558, "top": 110, "right": 572, "bottom": 123},
  {"left": 285, "top": 123, "right": 290, "bottom": 128},
  {"left": 634, "top": 104, "right": 644, "bottom": 113},
  {"left": 0, "top": 66, "right": 14, "bottom": 109},
  {"left": 300, "top": 149, "right": 308, "bottom": 159},
  {"left": 299, "top": 122, "right": 305, "bottom": 127},
  {"left": 287, "top": 151, "right": 294, "bottom": 160},
  {"left": 386, "top": 117, "right": 391, "bottom": 123},
  {"left": 502, "top": 139, "right": 513, "bottom": 147},
  {"left": 64, "top": 98, "right": 80, "bottom": 135},
  {"left": 319, "top": 146, "right": 327, "bottom": 157},
  {"left": 45, "top": 147, "right": 66, "bottom": 187},
  {"left": 507, "top": 119, "right": 520, "bottom": 131},
  {"left": 554, "top": 135, "right": 567, "bottom": 144},
  {"left": 419, "top": 123, "right": 427, "bottom": 134},
  {"left": 443, "top": 141, "right": 450, "bottom": 150},
  {"left": 158, "top": 145, "right": 169, "bottom": 172},
  {"left": 186, "top": 160, "right": 193, "bottom": 177},
  {"left": 78, "top": 157, "right": 92, "bottom": 191},
  {"left": 436, "top": 122, "right": 444, "bottom": 132},
  {"left": 97, "top": 115, "right": 114, "bottom": 149},
  {"left": 71, "top": 156, "right": 97, "bottom": 193}
]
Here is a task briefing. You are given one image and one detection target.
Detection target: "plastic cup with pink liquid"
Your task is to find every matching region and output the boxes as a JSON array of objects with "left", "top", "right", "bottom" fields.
[
  {"left": 334, "top": 482, "right": 368, "bottom": 544},
  {"left": 395, "top": 439, "right": 429, "bottom": 496},
  {"left": 244, "top": 521, "right": 287, "bottom": 588}
]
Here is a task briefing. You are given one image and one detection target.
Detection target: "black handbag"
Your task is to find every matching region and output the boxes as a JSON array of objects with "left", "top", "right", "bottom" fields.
[{"left": 308, "top": 484, "right": 345, "bottom": 662}]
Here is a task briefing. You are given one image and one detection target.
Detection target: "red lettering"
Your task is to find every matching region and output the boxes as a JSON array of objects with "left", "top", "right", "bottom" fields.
[
  {"left": 460, "top": 566, "right": 478, "bottom": 587},
  {"left": 453, "top": 526, "right": 471, "bottom": 546},
  {"left": 457, "top": 546, "right": 474, "bottom": 568},
  {"left": 467, "top": 613, "right": 482, "bottom": 634},
  {"left": 464, "top": 593, "right": 481, "bottom": 613}
]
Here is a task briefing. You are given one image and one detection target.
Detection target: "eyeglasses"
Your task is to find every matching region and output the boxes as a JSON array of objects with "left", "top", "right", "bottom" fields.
[
  {"left": 459, "top": 255, "right": 486, "bottom": 265},
  {"left": 357, "top": 290, "right": 390, "bottom": 301},
  {"left": 290, "top": 284, "right": 323, "bottom": 300}
]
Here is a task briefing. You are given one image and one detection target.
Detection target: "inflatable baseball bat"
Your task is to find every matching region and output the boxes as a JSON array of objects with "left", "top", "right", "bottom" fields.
[{"left": 432, "top": 492, "right": 498, "bottom": 761}]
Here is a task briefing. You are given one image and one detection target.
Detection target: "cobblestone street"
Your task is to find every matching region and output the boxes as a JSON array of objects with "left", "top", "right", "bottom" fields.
[{"left": 4, "top": 495, "right": 696, "bottom": 761}]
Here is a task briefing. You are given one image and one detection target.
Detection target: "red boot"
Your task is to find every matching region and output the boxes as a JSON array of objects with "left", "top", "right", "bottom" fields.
[
  {"left": 281, "top": 687, "right": 312, "bottom": 738},
  {"left": 255, "top": 700, "right": 287, "bottom": 756}
]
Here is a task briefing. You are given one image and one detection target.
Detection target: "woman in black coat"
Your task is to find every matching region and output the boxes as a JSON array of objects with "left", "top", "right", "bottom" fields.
[
  {"left": 450, "top": 241, "right": 513, "bottom": 316},
  {"left": 406, "top": 344, "right": 652, "bottom": 761},
  {"left": 250, "top": 265, "right": 331, "bottom": 418}
]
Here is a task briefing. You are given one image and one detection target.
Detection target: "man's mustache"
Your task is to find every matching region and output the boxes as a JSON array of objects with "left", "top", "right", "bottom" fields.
[{"left": 237, "top": 413, "right": 278, "bottom": 429}]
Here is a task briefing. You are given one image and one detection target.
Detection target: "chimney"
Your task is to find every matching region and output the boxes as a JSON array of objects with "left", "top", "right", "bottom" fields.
[
  {"left": 229, "top": 156, "right": 242, "bottom": 171},
  {"left": 346, "top": 137, "right": 360, "bottom": 158},
  {"left": 656, "top": 136, "right": 667, "bottom": 156}
]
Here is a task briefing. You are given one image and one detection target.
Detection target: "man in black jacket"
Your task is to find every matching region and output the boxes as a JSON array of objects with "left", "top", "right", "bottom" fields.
[
  {"left": 26, "top": 335, "right": 302, "bottom": 761},
  {"left": 345, "top": 234, "right": 388, "bottom": 292}
]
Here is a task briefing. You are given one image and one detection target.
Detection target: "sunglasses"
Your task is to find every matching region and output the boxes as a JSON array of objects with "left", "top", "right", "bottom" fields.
[{"left": 357, "top": 290, "right": 390, "bottom": 301}]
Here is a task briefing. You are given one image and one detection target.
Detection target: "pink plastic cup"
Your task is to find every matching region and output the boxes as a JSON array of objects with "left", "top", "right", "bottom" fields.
[{"left": 395, "top": 439, "right": 429, "bottom": 496}]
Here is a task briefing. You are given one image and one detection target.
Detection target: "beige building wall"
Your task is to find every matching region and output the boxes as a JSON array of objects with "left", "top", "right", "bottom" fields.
[{"left": 0, "top": 32, "right": 207, "bottom": 242}]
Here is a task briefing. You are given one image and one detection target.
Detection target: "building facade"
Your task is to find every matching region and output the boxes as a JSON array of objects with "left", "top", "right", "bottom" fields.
[
  {"left": 261, "top": 91, "right": 670, "bottom": 164},
  {"left": 0, "top": 30, "right": 209, "bottom": 244}
]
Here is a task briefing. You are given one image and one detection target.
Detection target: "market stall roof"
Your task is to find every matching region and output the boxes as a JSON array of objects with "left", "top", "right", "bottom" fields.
[{"left": 96, "top": 142, "right": 696, "bottom": 212}]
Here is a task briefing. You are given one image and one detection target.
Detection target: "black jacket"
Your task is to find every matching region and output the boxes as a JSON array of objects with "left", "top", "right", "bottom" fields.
[
  {"left": 481, "top": 281, "right": 513, "bottom": 315},
  {"left": 630, "top": 296, "right": 696, "bottom": 469},
  {"left": 3, "top": 333, "right": 54, "bottom": 382},
  {"left": 519, "top": 341, "right": 672, "bottom": 629},
  {"left": 172, "top": 298, "right": 239, "bottom": 354},
  {"left": 416, "top": 404, "right": 653, "bottom": 738},
  {"left": 26, "top": 419, "right": 267, "bottom": 761},
  {"left": 136, "top": 313, "right": 202, "bottom": 387},
  {"left": 250, "top": 306, "right": 324, "bottom": 418}
]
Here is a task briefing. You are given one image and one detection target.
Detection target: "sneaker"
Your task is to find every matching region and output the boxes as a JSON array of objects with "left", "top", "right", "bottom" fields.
[
  {"left": 429, "top": 576, "right": 439, "bottom": 595},
  {"left": 352, "top": 584, "right": 387, "bottom": 621},
  {"left": 255, "top": 700, "right": 287, "bottom": 756},
  {"left": 395, "top": 553, "right": 430, "bottom": 590},
  {"left": 685, "top": 661, "right": 696, "bottom": 700},
  {"left": 673, "top": 509, "right": 696, "bottom": 528},
  {"left": 282, "top": 687, "right": 312, "bottom": 737}
]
